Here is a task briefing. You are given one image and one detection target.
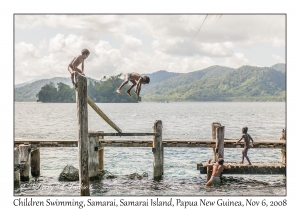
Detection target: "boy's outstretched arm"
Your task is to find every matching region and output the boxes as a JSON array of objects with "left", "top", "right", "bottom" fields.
[{"left": 236, "top": 136, "right": 243, "bottom": 144}]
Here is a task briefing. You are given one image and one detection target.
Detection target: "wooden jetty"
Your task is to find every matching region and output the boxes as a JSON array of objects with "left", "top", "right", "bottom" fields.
[
  {"left": 197, "top": 162, "right": 286, "bottom": 175},
  {"left": 14, "top": 73, "right": 286, "bottom": 196},
  {"left": 14, "top": 138, "right": 286, "bottom": 148}
]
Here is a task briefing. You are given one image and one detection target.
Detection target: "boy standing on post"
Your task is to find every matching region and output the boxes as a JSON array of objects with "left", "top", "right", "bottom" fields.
[
  {"left": 116, "top": 72, "right": 150, "bottom": 99},
  {"left": 236, "top": 126, "right": 254, "bottom": 165},
  {"left": 68, "top": 48, "right": 90, "bottom": 88}
]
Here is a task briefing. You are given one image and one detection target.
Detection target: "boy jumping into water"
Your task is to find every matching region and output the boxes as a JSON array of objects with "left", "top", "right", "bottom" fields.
[
  {"left": 236, "top": 126, "right": 254, "bottom": 165},
  {"left": 116, "top": 72, "right": 150, "bottom": 99},
  {"left": 206, "top": 158, "right": 231, "bottom": 186},
  {"left": 68, "top": 48, "right": 90, "bottom": 88}
]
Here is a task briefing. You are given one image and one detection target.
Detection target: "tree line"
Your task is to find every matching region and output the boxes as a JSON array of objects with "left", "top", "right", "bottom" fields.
[{"left": 36, "top": 74, "right": 138, "bottom": 103}]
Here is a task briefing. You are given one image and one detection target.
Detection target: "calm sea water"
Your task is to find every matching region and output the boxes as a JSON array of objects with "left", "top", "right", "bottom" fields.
[{"left": 14, "top": 102, "right": 286, "bottom": 196}]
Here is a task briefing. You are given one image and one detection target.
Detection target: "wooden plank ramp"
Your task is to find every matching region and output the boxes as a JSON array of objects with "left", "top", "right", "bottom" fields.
[
  {"left": 14, "top": 138, "right": 286, "bottom": 148},
  {"left": 197, "top": 161, "right": 286, "bottom": 174}
]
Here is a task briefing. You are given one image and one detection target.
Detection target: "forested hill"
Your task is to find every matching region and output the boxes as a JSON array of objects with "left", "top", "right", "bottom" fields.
[
  {"left": 142, "top": 65, "right": 286, "bottom": 102},
  {"left": 271, "top": 63, "right": 286, "bottom": 73},
  {"left": 141, "top": 70, "right": 182, "bottom": 84},
  {"left": 15, "top": 63, "right": 285, "bottom": 102},
  {"left": 141, "top": 65, "right": 236, "bottom": 96},
  {"left": 15, "top": 77, "right": 97, "bottom": 102}
]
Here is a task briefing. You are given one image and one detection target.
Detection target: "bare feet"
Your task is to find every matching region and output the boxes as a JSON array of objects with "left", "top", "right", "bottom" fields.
[
  {"left": 126, "top": 90, "right": 131, "bottom": 96},
  {"left": 116, "top": 89, "right": 121, "bottom": 94},
  {"left": 247, "top": 163, "right": 252, "bottom": 165},
  {"left": 239, "top": 162, "right": 244, "bottom": 164}
]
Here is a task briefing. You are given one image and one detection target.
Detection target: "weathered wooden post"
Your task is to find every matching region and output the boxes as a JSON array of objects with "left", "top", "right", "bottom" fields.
[
  {"left": 19, "top": 143, "right": 31, "bottom": 181},
  {"left": 88, "top": 134, "right": 99, "bottom": 180},
  {"left": 162, "top": 147, "right": 164, "bottom": 175},
  {"left": 216, "top": 126, "right": 225, "bottom": 159},
  {"left": 98, "top": 131, "right": 104, "bottom": 171},
  {"left": 281, "top": 147, "right": 286, "bottom": 165},
  {"left": 14, "top": 147, "right": 20, "bottom": 187},
  {"left": 211, "top": 122, "right": 221, "bottom": 161},
  {"left": 76, "top": 74, "right": 90, "bottom": 196},
  {"left": 280, "top": 128, "right": 286, "bottom": 164},
  {"left": 152, "top": 120, "right": 163, "bottom": 180},
  {"left": 31, "top": 147, "right": 40, "bottom": 177},
  {"left": 98, "top": 147, "right": 104, "bottom": 170},
  {"left": 89, "top": 131, "right": 104, "bottom": 171}
]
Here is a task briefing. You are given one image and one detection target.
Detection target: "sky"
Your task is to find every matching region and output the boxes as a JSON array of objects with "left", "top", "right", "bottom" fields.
[{"left": 14, "top": 14, "right": 285, "bottom": 84}]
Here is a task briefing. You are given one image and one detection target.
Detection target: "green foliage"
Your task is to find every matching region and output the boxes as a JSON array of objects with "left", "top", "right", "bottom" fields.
[
  {"left": 36, "top": 82, "right": 75, "bottom": 103},
  {"left": 142, "top": 65, "right": 235, "bottom": 96},
  {"left": 15, "top": 77, "right": 72, "bottom": 102},
  {"left": 142, "top": 65, "right": 286, "bottom": 102},
  {"left": 87, "top": 74, "right": 138, "bottom": 103},
  {"left": 36, "top": 75, "right": 138, "bottom": 103}
]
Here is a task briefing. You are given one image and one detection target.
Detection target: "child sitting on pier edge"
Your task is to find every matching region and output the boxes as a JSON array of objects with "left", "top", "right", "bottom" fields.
[
  {"left": 68, "top": 48, "right": 90, "bottom": 88},
  {"left": 206, "top": 158, "right": 231, "bottom": 186},
  {"left": 116, "top": 72, "right": 150, "bottom": 99},
  {"left": 236, "top": 126, "right": 254, "bottom": 165}
]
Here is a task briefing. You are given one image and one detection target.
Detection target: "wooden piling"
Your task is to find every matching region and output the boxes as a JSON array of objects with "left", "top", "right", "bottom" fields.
[
  {"left": 162, "top": 147, "right": 164, "bottom": 175},
  {"left": 14, "top": 147, "right": 20, "bottom": 187},
  {"left": 216, "top": 126, "right": 225, "bottom": 159},
  {"left": 88, "top": 135, "right": 99, "bottom": 180},
  {"left": 212, "top": 122, "right": 221, "bottom": 161},
  {"left": 153, "top": 120, "right": 163, "bottom": 180},
  {"left": 19, "top": 144, "right": 31, "bottom": 181},
  {"left": 280, "top": 128, "right": 286, "bottom": 165},
  {"left": 98, "top": 147, "right": 104, "bottom": 170},
  {"left": 280, "top": 128, "right": 286, "bottom": 140},
  {"left": 31, "top": 148, "right": 40, "bottom": 177},
  {"left": 76, "top": 74, "right": 90, "bottom": 196},
  {"left": 281, "top": 147, "right": 286, "bottom": 164},
  {"left": 211, "top": 122, "right": 222, "bottom": 139}
]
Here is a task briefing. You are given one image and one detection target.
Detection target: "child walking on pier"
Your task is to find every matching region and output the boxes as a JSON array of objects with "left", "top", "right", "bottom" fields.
[
  {"left": 116, "top": 72, "right": 150, "bottom": 99},
  {"left": 68, "top": 48, "right": 90, "bottom": 88},
  {"left": 206, "top": 158, "right": 231, "bottom": 186},
  {"left": 236, "top": 126, "right": 254, "bottom": 165}
]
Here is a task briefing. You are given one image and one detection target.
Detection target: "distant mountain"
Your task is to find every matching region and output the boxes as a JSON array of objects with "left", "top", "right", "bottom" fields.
[
  {"left": 141, "top": 65, "right": 235, "bottom": 96},
  {"left": 271, "top": 63, "right": 286, "bottom": 73},
  {"left": 142, "top": 70, "right": 182, "bottom": 84},
  {"left": 14, "top": 63, "right": 285, "bottom": 102},
  {"left": 15, "top": 82, "right": 30, "bottom": 88},
  {"left": 15, "top": 77, "right": 97, "bottom": 102},
  {"left": 143, "top": 65, "right": 285, "bottom": 102}
]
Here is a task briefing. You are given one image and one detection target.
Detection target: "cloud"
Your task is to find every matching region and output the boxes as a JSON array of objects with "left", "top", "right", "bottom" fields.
[
  {"left": 222, "top": 52, "right": 249, "bottom": 68},
  {"left": 152, "top": 38, "right": 234, "bottom": 57},
  {"left": 272, "top": 54, "right": 284, "bottom": 63},
  {"left": 15, "top": 15, "right": 127, "bottom": 33},
  {"left": 15, "top": 15, "right": 285, "bottom": 46},
  {"left": 14, "top": 15, "right": 285, "bottom": 83},
  {"left": 116, "top": 34, "right": 142, "bottom": 52}
]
